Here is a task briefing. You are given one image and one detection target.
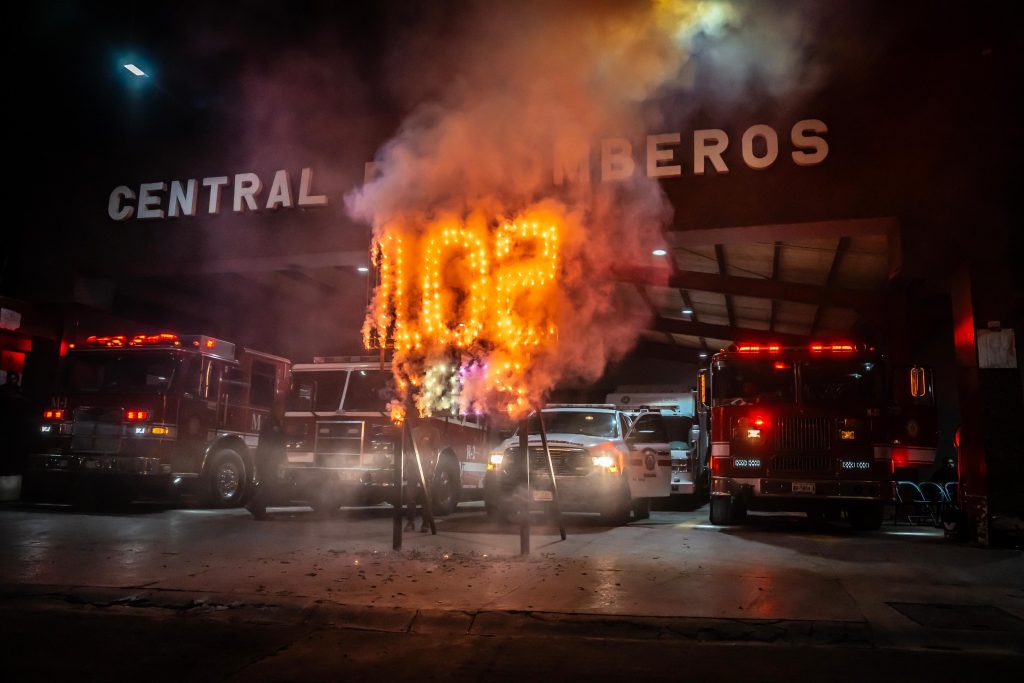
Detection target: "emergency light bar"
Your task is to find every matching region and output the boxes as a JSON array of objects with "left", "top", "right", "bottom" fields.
[
  {"left": 85, "top": 333, "right": 181, "bottom": 348},
  {"left": 729, "top": 342, "right": 866, "bottom": 353},
  {"left": 80, "top": 332, "right": 235, "bottom": 360}
]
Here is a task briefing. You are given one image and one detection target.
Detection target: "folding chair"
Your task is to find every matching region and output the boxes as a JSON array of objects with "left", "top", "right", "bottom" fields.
[
  {"left": 944, "top": 481, "right": 959, "bottom": 506},
  {"left": 894, "top": 481, "right": 934, "bottom": 525},
  {"left": 918, "top": 481, "right": 948, "bottom": 527}
]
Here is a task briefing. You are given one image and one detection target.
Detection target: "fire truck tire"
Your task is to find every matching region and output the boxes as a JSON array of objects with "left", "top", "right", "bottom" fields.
[
  {"left": 310, "top": 482, "right": 343, "bottom": 516},
  {"left": 432, "top": 457, "right": 461, "bottom": 516},
  {"left": 19, "top": 474, "right": 47, "bottom": 504},
  {"left": 632, "top": 497, "right": 651, "bottom": 520},
  {"left": 710, "top": 495, "right": 744, "bottom": 525},
  {"left": 849, "top": 503, "right": 884, "bottom": 531},
  {"left": 205, "top": 449, "right": 247, "bottom": 508}
]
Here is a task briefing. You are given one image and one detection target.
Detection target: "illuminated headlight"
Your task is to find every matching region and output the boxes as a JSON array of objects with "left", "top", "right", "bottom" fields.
[
  {"left": 370, "top": 439, "right": 395, "bottom": 453},
  {"left": 839, "top": 430, "right": 856, "bottom": 441},
  {"left": 487, "top": 451, "right": 504, "bottom": 471},
  {"left": 841, "top": 460, "right": 871, "bottom": 470},
  {"left": 40, "top": 425, "right": 52, "bottom": 433},
  {"left": 592, "top": 455, "right": 615, "bottom": 468},
  {"left": 733, "top": 458, "right": 762, "bottom": 468},
  {"left": 746, "top": 428, "right": 762, "bottom": 439}
]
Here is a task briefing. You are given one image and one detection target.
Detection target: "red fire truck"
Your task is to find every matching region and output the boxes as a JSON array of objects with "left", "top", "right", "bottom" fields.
[
  {"left": 279, "top": 357, "right": 495, "bottom": 515},
  {"left": 24, "top": 333, "right": 290, "bottom": 506},
  {"left": 703, "top": 342, "right": 936, "bottom": 530}
]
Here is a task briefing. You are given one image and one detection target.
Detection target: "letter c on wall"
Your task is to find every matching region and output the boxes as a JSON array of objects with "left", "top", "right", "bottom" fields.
[{"left": 108, "top": 186, "right": 136, "bottom": 221}]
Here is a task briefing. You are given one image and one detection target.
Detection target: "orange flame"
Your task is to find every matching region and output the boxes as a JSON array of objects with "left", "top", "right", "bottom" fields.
[{"left": 364, "top": 206, "right": 562, "bottom": 420}]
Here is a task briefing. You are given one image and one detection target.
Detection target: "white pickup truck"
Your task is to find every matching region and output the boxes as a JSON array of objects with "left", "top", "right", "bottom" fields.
[{"left": 482, "top": 404, "right": 671, "bottom": 525}]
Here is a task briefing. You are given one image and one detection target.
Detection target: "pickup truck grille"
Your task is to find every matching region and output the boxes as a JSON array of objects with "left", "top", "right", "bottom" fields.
[{"left": 506, "top": 445, "right": 591, "bottom": 476}]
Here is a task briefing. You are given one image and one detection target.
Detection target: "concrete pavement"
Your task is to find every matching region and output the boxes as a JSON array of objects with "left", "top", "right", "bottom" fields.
[{"left": 1, "top": 502, "right": 1022, "bottom": 658}]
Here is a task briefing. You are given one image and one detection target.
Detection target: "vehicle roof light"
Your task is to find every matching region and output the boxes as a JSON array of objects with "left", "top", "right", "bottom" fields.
[
  {"left": 129, "top": 333, "right": 180, "bottom": 347},
  {"left": 85, "top": 333, "right": 181, "bottom": 348},
  {"left": 736, "top": 343, "right": 781, "bottom": 353},
  {"left": 810, "top": 342, "right": 857, "bottom": 352}
]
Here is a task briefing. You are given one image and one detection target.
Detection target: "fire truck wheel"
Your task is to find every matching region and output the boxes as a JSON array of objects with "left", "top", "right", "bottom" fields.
[
  {"left": 19, "top": 474, "right": 47, "bottom": 504},
  {"left": 206, "top": 449, "right": 247, "bottom": 508},
  {"left": 310, "top": 483, "right": 343, "bottom": 516},
  {"left": 849, "top": 503, "right": 884, "bottom": 531},
  {"left": 632, "top": 498, "right": 651, "bottom": 520},
  {"left": 432, "top": 457, "right": 461, "bottom": 516},
  {"left": 710, "top": 495, "right": 744, "bottom": 525}
]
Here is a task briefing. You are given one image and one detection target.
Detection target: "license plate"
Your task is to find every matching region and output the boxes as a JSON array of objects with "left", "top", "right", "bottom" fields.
[
  {"left": 792, "top": 482, "right": 815, "bottom": 494},
  {"left": 532, "top": 490, "right": 553, "bottom": 502}
]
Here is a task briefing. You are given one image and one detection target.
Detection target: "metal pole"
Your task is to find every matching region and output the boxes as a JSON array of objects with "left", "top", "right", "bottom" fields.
[
  {"left": 406, "top": 420, "right": 437, "bottom": 535},
  {"left": 519, "top": 418, "right": 530, "bottom": 555},
  {"left": 393, "top": 423, "right": 404, "bottom": 551},
  {"left": 537, "top": 409, "right": 566, "bottom": 541}
]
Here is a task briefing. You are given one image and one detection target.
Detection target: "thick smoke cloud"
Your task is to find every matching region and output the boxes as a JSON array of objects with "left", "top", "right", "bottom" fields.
[{"left": 346, "top": 0, "right": 826, "bottom": 416}]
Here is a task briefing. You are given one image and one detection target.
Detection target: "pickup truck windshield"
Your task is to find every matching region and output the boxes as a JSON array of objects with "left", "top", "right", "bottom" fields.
[
  {"left": 531, "top": 411, "right": 617, "bottom": 438},
  {"left": 63, "top": 351, "right": 180, "bottom": 395}
]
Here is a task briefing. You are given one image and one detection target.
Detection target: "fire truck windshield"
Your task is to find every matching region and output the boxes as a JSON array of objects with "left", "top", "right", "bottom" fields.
[
  {"left": 288, "top": 369, "right": 395, "bottom": 413},
  {"left": 530, "top": 410, "right": 618, "bottom": 438},
  {"left": 288, "top": 372, "right": 344, "bottom": 412},
  {"left": 800, "top": 358, "right": 882, "bottom": 407},
  {"left": 712, "top": 359, "right": 795, "bottom": 407},
  {"left": 63, "top": 351, "right": 180, "bottom": 395},
  {"left": 342, "top": 370, "right": 393, "bottom": 412}
]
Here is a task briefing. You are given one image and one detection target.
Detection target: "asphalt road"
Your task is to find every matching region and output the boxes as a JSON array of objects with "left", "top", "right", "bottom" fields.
[{"left": 1, "top": 500, "right": 1022, "bottom": 681}]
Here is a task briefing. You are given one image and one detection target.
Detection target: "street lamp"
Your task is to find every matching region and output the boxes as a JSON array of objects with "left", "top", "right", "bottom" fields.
[{"left": 123, "top": 63, "right": 147, "bottom": 77}]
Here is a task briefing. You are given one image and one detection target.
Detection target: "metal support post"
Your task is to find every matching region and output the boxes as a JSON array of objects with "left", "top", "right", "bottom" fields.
[
  {"left": 537, "top": 410, "right": 566, "bottom": 541},
  {"left": 393, "top": 424, "right": 405, "bottom": 551},
  {"left": 406, "top": 419, "right": 437, "bottom": 535},
  {"left": 519, "top": 418, "right": 531, "bottom": 555}
]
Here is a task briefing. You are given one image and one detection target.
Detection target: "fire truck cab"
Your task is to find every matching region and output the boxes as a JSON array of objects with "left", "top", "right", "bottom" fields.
[
  {"left": 705, "top": 342, "right": 936, "bottom": 530},
  {"left": 25, "top": 333, "right": 290, "bottom": 506},
  {"left": 280, "top": 358, "right": 493, "bottom": 515}
]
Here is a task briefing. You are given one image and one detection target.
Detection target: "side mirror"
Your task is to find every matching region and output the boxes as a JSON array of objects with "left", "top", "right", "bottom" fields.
[
  {"left": 698, "top": 370, "right": 709, "bottom": 408},
  {"left": 908, "top": 366, "right": 934, "bottom": 404}
]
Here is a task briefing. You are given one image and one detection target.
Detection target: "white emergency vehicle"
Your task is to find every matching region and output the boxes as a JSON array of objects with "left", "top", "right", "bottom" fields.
[{"left": 606, "top": 391, "right": 709, "bottom": 501}]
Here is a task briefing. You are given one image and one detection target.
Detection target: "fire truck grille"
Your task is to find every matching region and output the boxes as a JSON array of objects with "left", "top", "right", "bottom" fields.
[
  {"left": 773, "top": 417, "right": 832, "bottom": 452},
  {"left": 70, "top": 407, "right": 124, "bottom": 452},
  {"left": 770, "top": 453, "right": 833, "bottom": 474},
  {"left": 314, "top": 420, "right": 364, "bottom": 465},
  {"left": 507, "top": 446, "right": 591, "bottom": 476}
]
